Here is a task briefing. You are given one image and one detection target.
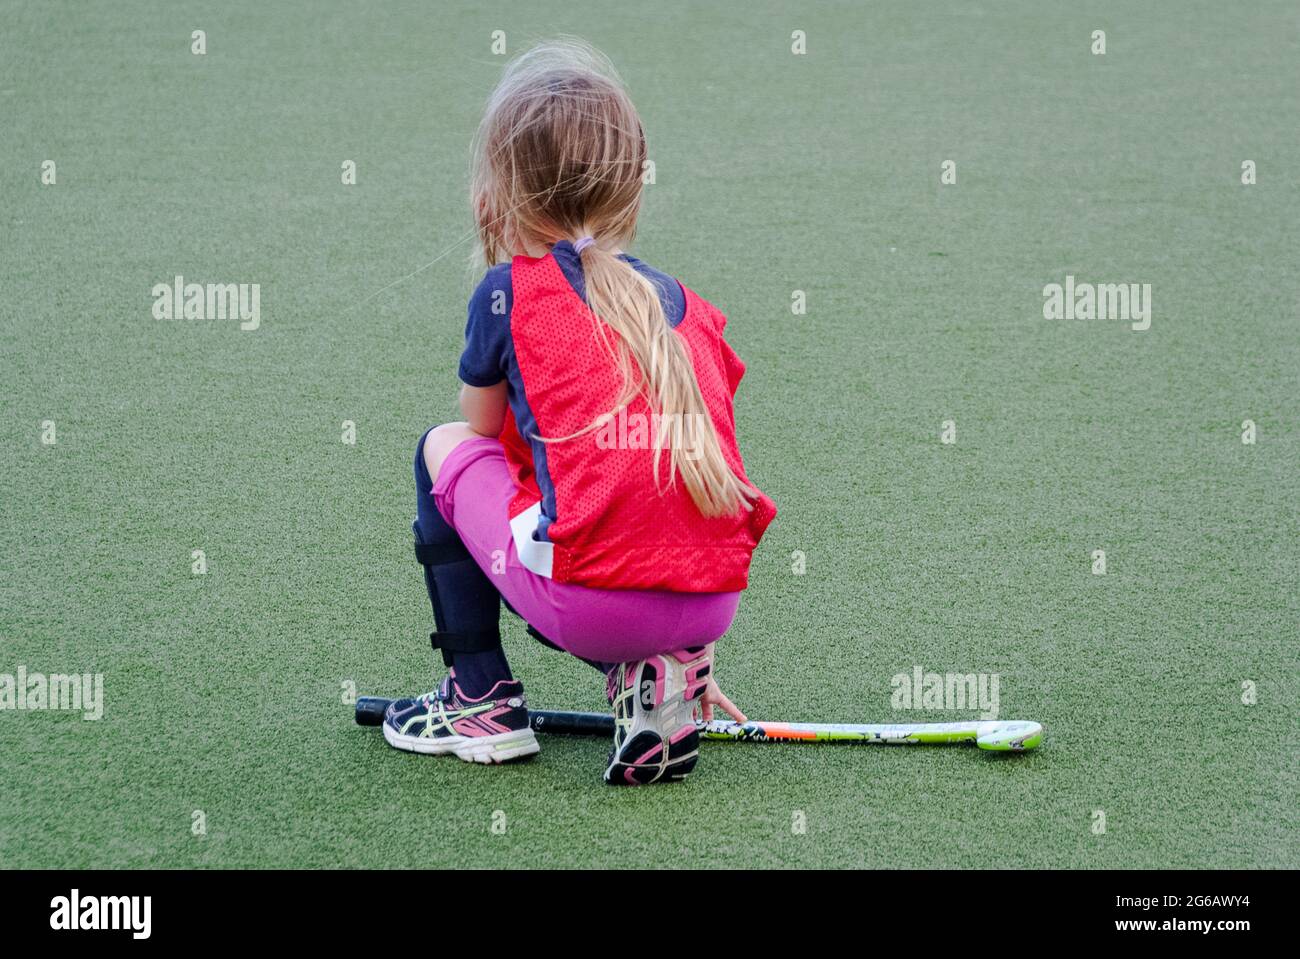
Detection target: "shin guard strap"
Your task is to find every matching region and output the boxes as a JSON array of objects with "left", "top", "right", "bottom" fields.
[
  {"left": 430, "top": 629, "right": 501, "bottom": 667},
  {"left": 414, "top": 541, "right": 471, "bottom": 565}
]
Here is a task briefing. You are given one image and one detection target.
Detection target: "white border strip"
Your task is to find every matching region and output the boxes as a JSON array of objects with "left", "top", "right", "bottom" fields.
[{"left": 509, "top": 502, "right": 554, "bottom": 578}]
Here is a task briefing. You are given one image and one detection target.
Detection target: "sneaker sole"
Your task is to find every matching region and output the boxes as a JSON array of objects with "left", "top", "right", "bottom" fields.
[
  {"left": 383, "top": 723, "right": 540, "bottom": 764},
  {"left": 604, "top": 650, "right": 709, "bottom": 785},
  {"left": 606, "top": 725, "right": 700, "bottom": 785}
]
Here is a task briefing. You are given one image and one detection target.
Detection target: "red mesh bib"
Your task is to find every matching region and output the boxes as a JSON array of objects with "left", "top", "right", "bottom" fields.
[{"left": 503, "top": 251, "right": 775, "bottom": 592}]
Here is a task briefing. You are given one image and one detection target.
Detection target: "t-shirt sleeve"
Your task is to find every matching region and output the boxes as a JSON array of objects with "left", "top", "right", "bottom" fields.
[{"left": 458, "top": 265, "right": 513, "bottom": 387}]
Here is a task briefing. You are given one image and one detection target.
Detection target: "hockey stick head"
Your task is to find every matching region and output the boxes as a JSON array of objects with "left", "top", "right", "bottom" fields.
[{"left": 975, "top": 720, "right": 1043, "bottom": 751}]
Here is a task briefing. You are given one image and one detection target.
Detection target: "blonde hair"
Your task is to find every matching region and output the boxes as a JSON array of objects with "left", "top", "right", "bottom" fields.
[{"left": 471, "top": 38, "right": 752, "bottom": 518}]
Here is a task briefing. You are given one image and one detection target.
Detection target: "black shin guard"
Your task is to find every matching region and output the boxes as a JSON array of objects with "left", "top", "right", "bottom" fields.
[{"left": 413, "top": 523, "right": 503, "bottom": 668}]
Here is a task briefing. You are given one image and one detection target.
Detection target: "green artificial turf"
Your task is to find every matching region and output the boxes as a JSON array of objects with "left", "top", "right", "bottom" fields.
[{"left": 1, "top": 0, "right": 1296, "bottom": 869}]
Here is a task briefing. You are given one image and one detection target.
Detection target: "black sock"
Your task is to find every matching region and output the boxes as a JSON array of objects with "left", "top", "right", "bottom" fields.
[
  {"left": 579, "top": 657, "right": 615, "bottom": 676},
  {"left": 451, "top": 648, "right": 514, "bottom": 699}
]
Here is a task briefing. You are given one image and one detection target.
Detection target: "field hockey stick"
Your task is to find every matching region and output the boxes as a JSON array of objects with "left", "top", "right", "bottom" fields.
[{"left": 354, "top": 696, "right": 1042, "bottom": 750}]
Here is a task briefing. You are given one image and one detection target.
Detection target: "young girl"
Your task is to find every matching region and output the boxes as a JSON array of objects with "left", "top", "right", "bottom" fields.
[{"left": 383, "top": 39, "right": 776, "bottom": 785}]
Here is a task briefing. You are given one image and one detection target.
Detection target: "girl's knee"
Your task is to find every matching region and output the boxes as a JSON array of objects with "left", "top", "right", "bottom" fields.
[{"left": 419, "top": 422, "right": 477, "bottom": 483}]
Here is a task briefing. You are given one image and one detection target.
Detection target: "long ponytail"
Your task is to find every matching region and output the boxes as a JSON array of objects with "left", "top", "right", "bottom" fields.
[{"left": 577, "top": 242, "right": 753, "bottom": 518}]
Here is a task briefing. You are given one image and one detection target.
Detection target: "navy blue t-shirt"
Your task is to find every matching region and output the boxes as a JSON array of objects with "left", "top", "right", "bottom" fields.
[
  {"left": 457, "top": 240, "right": 686, "bottom": 387},
  {"left": 457, "top": 240, "right": 688, "bottom": 541}
]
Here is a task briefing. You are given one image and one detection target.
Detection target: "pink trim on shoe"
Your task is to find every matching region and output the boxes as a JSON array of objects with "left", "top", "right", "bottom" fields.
[{"left": 631, "top": 742, "right": 665, "bottom": 765}]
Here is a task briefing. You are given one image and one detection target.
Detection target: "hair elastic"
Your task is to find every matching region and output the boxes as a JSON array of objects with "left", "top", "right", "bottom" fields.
[{"left": 573, "top": 236, "right": 596, "bottom": 254}]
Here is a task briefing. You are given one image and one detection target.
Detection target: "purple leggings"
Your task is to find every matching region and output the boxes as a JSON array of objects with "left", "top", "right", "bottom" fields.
[{"left": 433, "top": 437, "right": 741, "bottom": 663}]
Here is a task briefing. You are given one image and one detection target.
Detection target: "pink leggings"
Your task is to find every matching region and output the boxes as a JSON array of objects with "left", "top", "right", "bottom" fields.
[{"left": 433, "top": 437, "right": 741, "bottom": 663}]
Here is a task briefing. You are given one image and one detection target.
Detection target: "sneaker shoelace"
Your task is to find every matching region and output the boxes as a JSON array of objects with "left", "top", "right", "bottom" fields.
[{"left": 419, "top": 674, "right": 455, "bottom": 710}]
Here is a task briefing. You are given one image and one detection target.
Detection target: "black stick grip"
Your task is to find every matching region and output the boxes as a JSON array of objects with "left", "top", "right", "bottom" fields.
[
  {"left": 527, "top": 710, "right": 614, "bottom": 736},
  {"left": 355, "top": 696, "right": 392, "bottom": 726}
]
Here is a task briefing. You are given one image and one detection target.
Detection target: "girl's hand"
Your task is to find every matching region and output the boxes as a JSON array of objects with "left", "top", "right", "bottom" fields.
[{"left": 697, "top": 675, "right": 747, "bottom": 725}]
